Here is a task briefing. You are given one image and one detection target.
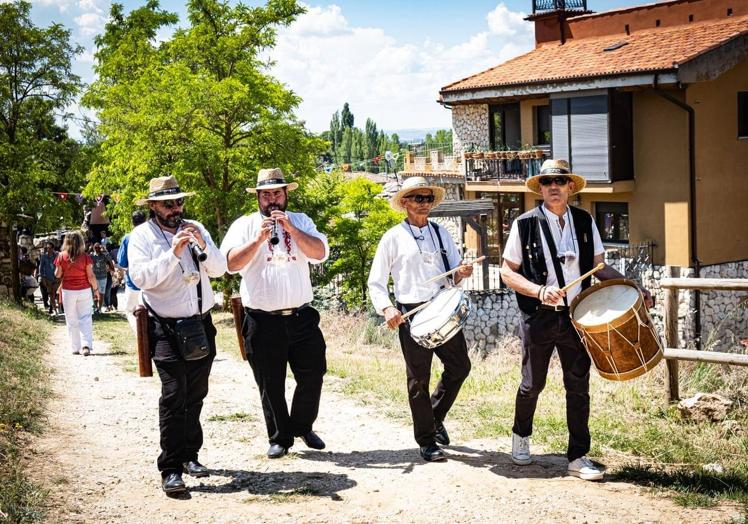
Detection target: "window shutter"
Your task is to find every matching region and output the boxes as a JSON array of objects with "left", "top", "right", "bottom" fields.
[
  {"left": 570, "top": 95, "right": 609, "bottom": 181},
  {"left": 551, "top": 98, "right": 569, "bottom": 161}
]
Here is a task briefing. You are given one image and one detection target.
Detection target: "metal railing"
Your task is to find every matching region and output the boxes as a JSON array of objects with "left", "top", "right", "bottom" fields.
[
  {"left": 603, "top": 241, "right": 656, "bottom": 280},
  {"left": 460, "top": 254, "right": 504, "bottom": 291},
  {"left": 465, "top": 155, "right": 546, "bottom": 182},
  {"left": 533, "top": 0, "right": 587, "bottom": 13}
]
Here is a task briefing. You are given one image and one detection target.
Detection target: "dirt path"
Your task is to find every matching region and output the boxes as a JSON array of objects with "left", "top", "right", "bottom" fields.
[{"left": 28, "top": 324, "right": 741, "bottom": 523}]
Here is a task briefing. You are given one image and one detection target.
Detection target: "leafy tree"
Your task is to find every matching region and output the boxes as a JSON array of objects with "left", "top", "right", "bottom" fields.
[
  {"left": 0, "top": 0, "right": 83, "bottom": 300},
  {"left": 340, "top": 102, "right": 354, "bottom": 129},
  {"left": 84, "top": 0, "right": 326, "bottom": 303},
  {"left": 322, "top": 177, "right": 401, "bottom": 309},
  {"left": 340, "top": 126, "right": 352, "bottom": 164}
]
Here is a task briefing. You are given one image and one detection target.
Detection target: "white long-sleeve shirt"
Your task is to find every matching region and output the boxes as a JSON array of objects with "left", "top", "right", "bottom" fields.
[
  {"left": 368, "top": 221, "right": 462, "bottom": 315},
  {"left": 220, "top": 211, "right": 329, "bottom": 311},
  {"left": 128, "top": 219, "right": 227, "bottom": 318}
]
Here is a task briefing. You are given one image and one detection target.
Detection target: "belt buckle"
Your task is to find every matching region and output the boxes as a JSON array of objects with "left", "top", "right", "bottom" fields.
[
  {"left": 279, "top": 308, "right": 295, "bottom": 316},
  {"left": 553, "top": 304, "right": 565, "bottom": 312}
]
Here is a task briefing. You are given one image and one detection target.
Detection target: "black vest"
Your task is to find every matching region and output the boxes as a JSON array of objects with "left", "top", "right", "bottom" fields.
[{"left": 514, "top": 205, "right": 595, "bottom": 314}]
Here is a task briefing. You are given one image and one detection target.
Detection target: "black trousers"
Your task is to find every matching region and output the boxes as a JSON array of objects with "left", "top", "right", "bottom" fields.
[
  {"left": 150, "top": 314, "right": 216, "bottom": 476},
  {"left": 513, "top": 309, "right": 591, "bottom": 461},
  {"left": 243, "top": 306, "right": 327, "bottom": 449},
  {"left": 398, "top": 303, "right": 471, "bottom": 447}
]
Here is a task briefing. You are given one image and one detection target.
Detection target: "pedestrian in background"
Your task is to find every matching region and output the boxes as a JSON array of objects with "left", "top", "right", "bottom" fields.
[{"left": 55, "top": 230, "right": 100, "bottom": 356}]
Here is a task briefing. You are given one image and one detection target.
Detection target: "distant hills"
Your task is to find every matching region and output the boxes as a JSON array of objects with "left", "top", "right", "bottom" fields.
[{"left": 383, "top": 128, "right": 450, "bottom": 143}]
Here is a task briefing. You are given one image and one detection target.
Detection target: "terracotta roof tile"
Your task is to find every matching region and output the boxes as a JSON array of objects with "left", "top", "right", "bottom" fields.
[{"left": 441, "top": 15, "right": 748, "bottom": 93}]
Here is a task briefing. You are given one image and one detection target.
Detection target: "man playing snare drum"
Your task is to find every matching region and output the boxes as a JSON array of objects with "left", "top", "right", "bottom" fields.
[
  {"left": 500, "top": 159, "right": 653, "bottom": 481},
  {"left": 368, "top": 176, "right": 473, "bottom": 462}
]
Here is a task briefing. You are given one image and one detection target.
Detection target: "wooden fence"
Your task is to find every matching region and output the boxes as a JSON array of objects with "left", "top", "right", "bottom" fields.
[{"left": 661, "top": 267, "right": 748, "bottom": 402}]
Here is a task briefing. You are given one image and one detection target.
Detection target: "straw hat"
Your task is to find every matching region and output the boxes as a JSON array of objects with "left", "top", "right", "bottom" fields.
[
  {"left": 390, "top": 176, "right": 446, "bottom": 212},
  {"left": 525, "top": 159, "right": 586, "bottom": 195},
  {"left": 246, "top": 168, "right": 299, "bottom": 193},
  {"left": 136, "top": 176, "right": 195, "bottom": 205}
]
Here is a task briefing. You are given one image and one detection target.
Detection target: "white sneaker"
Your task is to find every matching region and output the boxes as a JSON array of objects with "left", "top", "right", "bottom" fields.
[
  {"left": 567, "top": 456, "right": 604, "bottom": 481},
  {"left": 511, "top": 433, "right": 532, "bottom": 465}
]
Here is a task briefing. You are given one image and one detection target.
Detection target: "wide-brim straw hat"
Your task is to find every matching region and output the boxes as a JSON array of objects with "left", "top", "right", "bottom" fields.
[
  {"left": 246, "top": 168, "right": 299, "bottom": 193},
  {"left": 136, "top": 175, "right": 195, "bottom": 205},
  {"left": 525, "top": 159, "right": 586, "bottom": 195},
  {"left": 391, "top": 176, "right": 446, "bottom": 212}
]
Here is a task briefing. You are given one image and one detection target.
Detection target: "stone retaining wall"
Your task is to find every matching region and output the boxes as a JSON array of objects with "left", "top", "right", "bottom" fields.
[{"left": 460, "top": 260, "right": 747, "bottom": 355}]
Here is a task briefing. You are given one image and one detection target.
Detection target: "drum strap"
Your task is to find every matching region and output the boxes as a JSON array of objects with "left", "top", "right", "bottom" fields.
[
  {"left": 536, "top": 213, "right": 568, "bottom": 307},
  {"left": 429, "top": 221, "right": 452, "bottom": 283}
]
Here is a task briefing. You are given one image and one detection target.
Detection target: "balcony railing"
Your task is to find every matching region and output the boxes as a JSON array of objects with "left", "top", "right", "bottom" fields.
[
  {"left": 533, "top": 0, "right": 587, "bottom": 13},
  {"left": 465, "top": 151, "right": 547, "bottom": 183},
  {"left": 403, "top": 150, "right": 461, "bottom": 174}
]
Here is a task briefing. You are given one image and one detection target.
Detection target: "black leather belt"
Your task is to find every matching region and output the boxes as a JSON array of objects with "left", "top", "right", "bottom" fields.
[
  {"left": 245, "top": 303, "right": 310, "bottom": 316},
  {"left": 537, "top": 304, "right": 569, "bottom": 312}
]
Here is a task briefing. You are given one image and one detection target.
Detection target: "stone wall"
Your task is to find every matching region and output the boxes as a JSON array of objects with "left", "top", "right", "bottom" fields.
[
  {"left": 460, "top": 260, "right": 748, "bottom": 355},
  {"left": 0, "top": 223, "right": 12, "bottom": 299},
  {"left": 452, "top": 104, "right": 489, "bottom": 156}
]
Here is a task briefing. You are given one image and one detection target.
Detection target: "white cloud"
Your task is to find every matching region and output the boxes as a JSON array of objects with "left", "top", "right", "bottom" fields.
[
  {"left": 74, "top": 11, "right": 105, "bottom": 37},
  {"left": 31, "top": 0, "right": 76, "bottom": 12},
  {"left": 77, "top": 0, "right": 103, "bottom": 14},
  {"left": 269, "top": 2, "right": 534, "bottom": 132},
  {"left": 487, "top": 3, "right": 528, "bottom": 36}
]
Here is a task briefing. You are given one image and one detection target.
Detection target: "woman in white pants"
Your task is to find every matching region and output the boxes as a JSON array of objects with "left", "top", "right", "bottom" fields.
[{"left": 54, "top": 231, "right": 101, "bottom": 356}]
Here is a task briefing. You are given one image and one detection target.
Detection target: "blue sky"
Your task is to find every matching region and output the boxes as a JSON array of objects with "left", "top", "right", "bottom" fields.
[{"left": 26, "top": 0, "right": 636, "bottom": 137}]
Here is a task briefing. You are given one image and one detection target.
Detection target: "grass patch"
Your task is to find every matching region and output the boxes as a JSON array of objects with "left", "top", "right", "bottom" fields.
[
  {"left": 317, "top": 310, "right": 748, "bottom": 510},
  {"left": 615, "top": 465, "right": 748, "bottom": 507},
  {"left": 208, "top": 412, "right": 254, "bottom": 422},
  {"left": 0, "top": 301, "right": 54, "bottom": 522},
  {"left": 92, "top": 310, "right": 244, "bottom": 374}
]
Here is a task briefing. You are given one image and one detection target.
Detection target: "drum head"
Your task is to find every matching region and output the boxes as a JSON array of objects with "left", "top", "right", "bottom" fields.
[
  {"left": 410, "top": 288, "right": 463, "bottom": 337},
  {"left": 573, "top": 283, "right": 639, "bottom": 326}
]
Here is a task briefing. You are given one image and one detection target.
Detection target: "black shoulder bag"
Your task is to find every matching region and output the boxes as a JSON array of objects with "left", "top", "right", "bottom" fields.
[{"left": 144, "top": 251, "right": 210, "bottom": 361}]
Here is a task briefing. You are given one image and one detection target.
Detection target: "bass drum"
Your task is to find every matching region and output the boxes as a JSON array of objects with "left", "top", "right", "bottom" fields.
[
  {"left": 409, "top": 287, "right": 471, "bottom": 350},
  {"left": 570, "top": 278, "right": 663, "bottom": 381}
]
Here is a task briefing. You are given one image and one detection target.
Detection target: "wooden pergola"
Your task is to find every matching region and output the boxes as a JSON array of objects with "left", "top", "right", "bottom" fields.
[{"left": 430, "top": 199, "right": 495, "bottom": 290}]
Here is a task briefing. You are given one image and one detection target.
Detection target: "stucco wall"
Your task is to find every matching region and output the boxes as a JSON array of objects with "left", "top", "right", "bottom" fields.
[
  {"left": 452, "top": 104, "right": 489, "bottom": 156},
  {"left": 689, "top": 59, "right": 748, "bottom": 265}
]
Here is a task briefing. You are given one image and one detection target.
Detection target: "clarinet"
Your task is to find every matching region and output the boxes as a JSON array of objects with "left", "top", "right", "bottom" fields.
[
  {"left": 269, "top": 217, "right": 280, "bottom": 245},
  {"left": 177, "top": 218, "right": 208, "bottom": 262}
]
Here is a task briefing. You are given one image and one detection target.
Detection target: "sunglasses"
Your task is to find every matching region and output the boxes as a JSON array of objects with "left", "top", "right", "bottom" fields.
[
  {"left": 538, "top": 176, "right": 570, "bottom": 186},
  {"left": 404, "top": 194, "right": 436, "bottom": 204},
  {"left": 162, "top": 198, "right": 185, "bottom": 209}
]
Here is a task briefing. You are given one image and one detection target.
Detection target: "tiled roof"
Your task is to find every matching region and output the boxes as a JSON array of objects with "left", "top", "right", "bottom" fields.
[{"left": 441, "top": 15, "right": 748, "bottom": 93}]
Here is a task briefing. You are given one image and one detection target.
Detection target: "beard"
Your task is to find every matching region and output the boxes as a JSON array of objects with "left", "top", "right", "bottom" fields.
[
  {"left": 260, "top": 200, "right": 287, "bottom": 217},
  {"left": 154, "top": 208, "right": 182, "bottom": 229}
]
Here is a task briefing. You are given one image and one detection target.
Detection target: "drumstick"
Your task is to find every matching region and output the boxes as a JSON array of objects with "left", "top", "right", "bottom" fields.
[
  {"left": 560, "top": 262, "right": 605, "bottom": 292},
  {"left": 422, "top": 256, "right": 487, "bottom": 286},
  {"left": 378, "top": 300, "right": 432, "bottom": 331}
]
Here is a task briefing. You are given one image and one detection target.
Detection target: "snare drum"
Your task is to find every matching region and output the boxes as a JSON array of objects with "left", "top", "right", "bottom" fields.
[
  {"left": 570, "top": 278, "right": 663, "bottom": 381},
  {"left": 409, "top": 288, "right": 472, "bottom": 349}
]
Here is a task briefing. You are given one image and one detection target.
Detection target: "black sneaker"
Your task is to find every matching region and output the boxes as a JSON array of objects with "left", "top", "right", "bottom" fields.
[
  {"left": 162, "top": 472, "right": 186, "bottom": 494},
  {"left": 419, "top": 443, "right": 446, "bottom": 462},
  {"left": 435, "top": 422, "right": 450, "bottom": 446}
]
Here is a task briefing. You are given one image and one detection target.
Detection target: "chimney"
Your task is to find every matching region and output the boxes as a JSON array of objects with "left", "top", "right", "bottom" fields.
[{"left": 525, "top": 0, "right": 593, "bottom": 46}]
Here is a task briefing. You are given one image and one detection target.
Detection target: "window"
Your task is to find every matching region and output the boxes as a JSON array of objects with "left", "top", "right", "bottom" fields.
[
  {"left": 595, "top": 202, "right": 629, "bottom": 243},
  {"left": 739, "top": 92, "right": 748, "bottom": 138},
  {"left": 535, "top": 105, "right": 551, "bottom": 145},
  {"left": 477, "top": 192, "right": 523, "bottom": 256},
  {"left": 489, "top": 103, "right": 521, "bottom": 150}
]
